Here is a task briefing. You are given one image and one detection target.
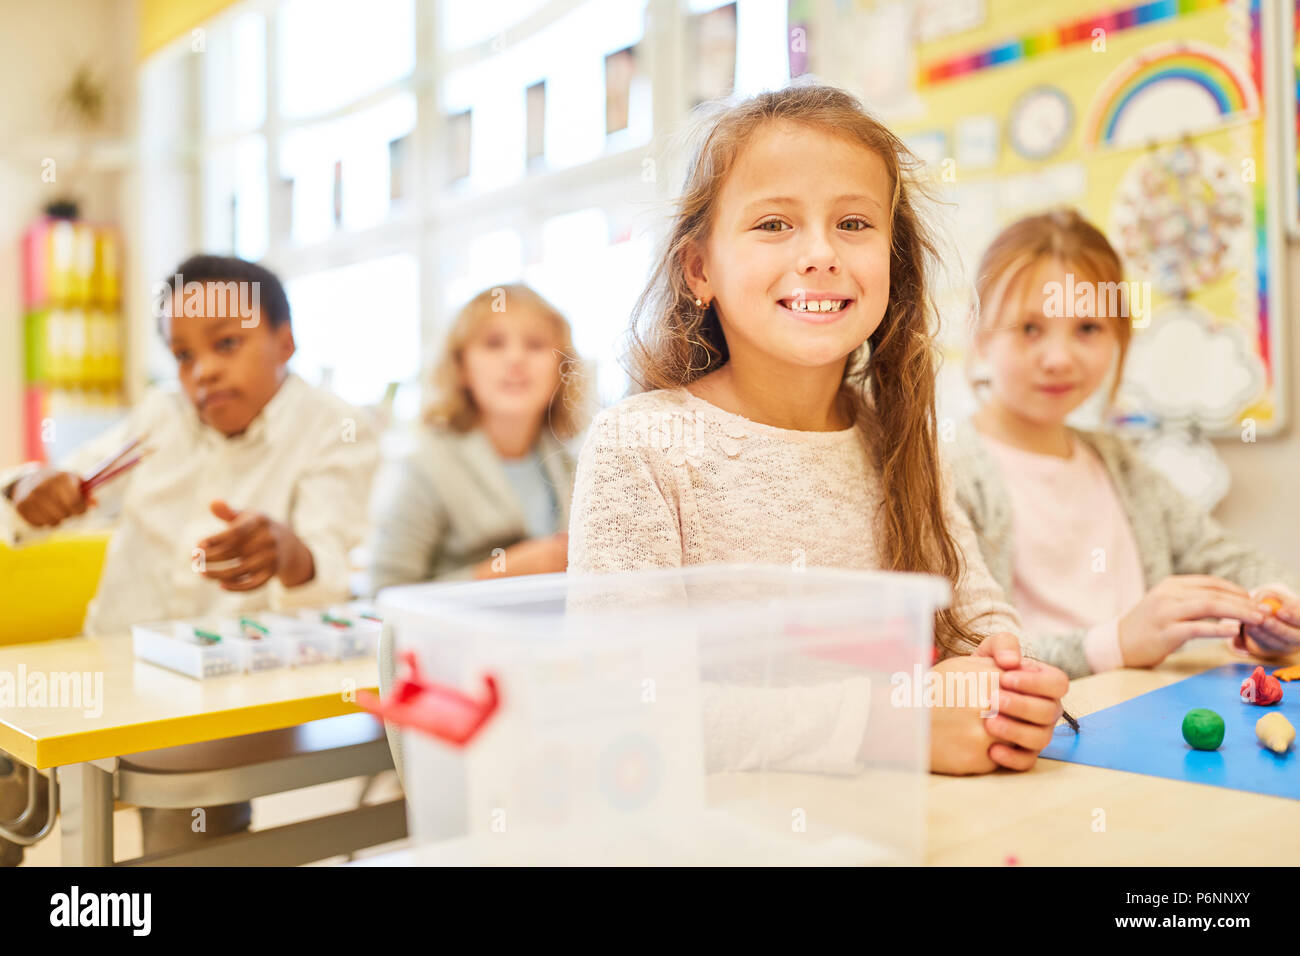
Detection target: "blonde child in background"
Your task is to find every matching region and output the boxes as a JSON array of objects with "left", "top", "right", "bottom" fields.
[
  {"left": 947, "top": 209, "right": 1300, "bottom": 678},
  {"left": 368, "top": 283, "right": 589, "bottom": 591},
  {"left": 368, "top": 284, "right": 590, "bottom": 781},
  {"left": 0, "top": 254, "right": 378, "bottom": 861},
  {"left": 567, "top": 84, "right": 1069, "bottom": 776}
]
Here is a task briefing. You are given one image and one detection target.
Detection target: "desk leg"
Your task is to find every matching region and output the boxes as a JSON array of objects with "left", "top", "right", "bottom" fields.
[{"left": 59, "top": 763, "right": 113, "bottom": 866}]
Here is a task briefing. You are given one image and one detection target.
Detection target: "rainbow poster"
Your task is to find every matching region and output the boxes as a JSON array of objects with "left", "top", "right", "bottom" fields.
[
  {"left": 894, "top": 0, "right": 1287, "bottom": 435},
  {"left": 1081, "top": 40, "right": 1259, "bottom": 148}
]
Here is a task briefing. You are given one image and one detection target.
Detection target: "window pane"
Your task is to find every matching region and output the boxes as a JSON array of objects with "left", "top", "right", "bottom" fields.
[
  {"left": 438, "top": 0, "right": 550, "bottom": 51},
  {"left": 279, "top": 0, "right": 414, "bottom": 118},
  {"left": 441, "top": 0, "right": 650, "bottom": 189},
  {"left": 285, "top": 255, "right": 420, "bottom": 407},
  {"left": 279, "top": 94, "right": 416, "bottom": 245},
  {"left": 733, "top": 0, "right": 790, "bottom": 96},
  {"left": 440, "top": 229, "right": 525, "bottom": 317},
  {"left": 202, "top": 136, "right": 268, "bottom": 261},
  {"left": 523, "top": 208, "right": 649, "bottom": 405},
  {"left": 203, "top": 11, "right": 266, "bottom": 135},
  {"left": 685, "top": 0, "right": 789, "bottom": 101}
]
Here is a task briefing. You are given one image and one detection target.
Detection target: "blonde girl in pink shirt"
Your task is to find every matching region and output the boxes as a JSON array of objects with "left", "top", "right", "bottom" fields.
[
  {"left": 949, "top": 209, "right": 1300, "bottom": 677},
  {"left": 569, "top": 84, "right": 1070, "bottom": 775}
]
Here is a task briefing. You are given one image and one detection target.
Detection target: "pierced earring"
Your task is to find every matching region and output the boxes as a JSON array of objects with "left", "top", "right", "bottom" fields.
[{"left": 694, "top": 297, "right": 703, "bottom": 308}]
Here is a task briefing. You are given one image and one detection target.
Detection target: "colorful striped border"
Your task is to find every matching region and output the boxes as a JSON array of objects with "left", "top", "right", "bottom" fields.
[
  {"left": 919, "top": 0, "right": 1230, "bottom": 87},
  {"left": 1250, "top": 0, "right": 1270, "bottom": 383}
]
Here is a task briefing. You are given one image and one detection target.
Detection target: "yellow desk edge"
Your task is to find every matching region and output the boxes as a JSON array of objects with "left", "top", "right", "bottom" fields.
[{"left": 0, "top": 688, "right": 380, "bottom": 770}]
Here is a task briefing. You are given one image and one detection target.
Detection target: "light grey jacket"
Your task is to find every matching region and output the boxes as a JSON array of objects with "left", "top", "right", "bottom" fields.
[
  {"left": 369, "top": 425, "right": 577, "bottom": 593},
  {"left": 370, "top": 424, "right": 577, "bottom": 780},
  {"left": 945, "top": 420, "right": 1299, "bottom": 678}
]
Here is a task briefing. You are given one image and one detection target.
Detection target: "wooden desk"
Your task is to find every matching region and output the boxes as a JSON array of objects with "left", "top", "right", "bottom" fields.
[
  {"left": 926, "top": 639, "right": 1300, "bottom": 865},
  {"left": 0, "top": 632, "right": 380, "bottom": 864}
]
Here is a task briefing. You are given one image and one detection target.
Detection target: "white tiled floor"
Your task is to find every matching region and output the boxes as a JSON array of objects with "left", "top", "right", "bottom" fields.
[{"left": 17, "top": 770, "right": 410, "bottom": 866}]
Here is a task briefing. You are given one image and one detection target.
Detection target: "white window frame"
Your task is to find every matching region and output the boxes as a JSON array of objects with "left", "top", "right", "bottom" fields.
[{"left": 143, "top": 0, "right": 792, "bottom": 402}]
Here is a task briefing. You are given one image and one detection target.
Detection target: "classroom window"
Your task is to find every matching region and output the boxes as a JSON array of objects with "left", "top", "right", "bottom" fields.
[
  {"left": 285, "top": 254, "right": 420, "bottom": 407},
  {"left": 278, "top": 0, "right": 415, "bottom": 119},
  {"left": 202, "top": 10, "right": 266, "bottom": 136},
  {"left": 439, "top": 230, "right": 526, "bottom": 319},
  {"left": 201, "top": 135, "right": 269, "bottom": 262},
  {"left": 147, "top": 0, "right": 790, "bottom": 419},
  {"left": 279, "top": 93, "right": 417, "bottom": 245},
  {"left": 438, "top": 0, "right": 552, "bottom": 51},
  {"left": 685, "top": 0, "right": 790, "bottom": 101},
  {"left": 523, "top": 208, "right": 648, "bottom": 405},
  {"left": 440, "top": 0, "right": 650, "bottom": 188}
]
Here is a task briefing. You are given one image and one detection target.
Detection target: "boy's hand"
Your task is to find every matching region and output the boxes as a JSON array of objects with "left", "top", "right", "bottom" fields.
[
  {"left": 7, "top": 469, "right": 92, "bottom": 527},
  {"left": 197, "top": 500, "right": 315, "bottom": 591}
]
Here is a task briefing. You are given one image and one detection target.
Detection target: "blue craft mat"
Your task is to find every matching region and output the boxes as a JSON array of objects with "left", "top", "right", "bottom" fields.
[{"left": 1040, "top": 662, "right": 1298, "bottom": 800}]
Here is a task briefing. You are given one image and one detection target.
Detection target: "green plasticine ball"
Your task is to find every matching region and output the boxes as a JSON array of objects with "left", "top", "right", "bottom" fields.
[{"left": 1182, "top": 709, "right": 1225, "bottom": 751}]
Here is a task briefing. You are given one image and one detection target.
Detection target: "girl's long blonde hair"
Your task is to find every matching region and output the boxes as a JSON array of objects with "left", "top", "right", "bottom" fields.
[
  {"left": 425, "top": 283, "right": 591, "bottom": 441},
  {"left": 626, "top": 84, "right": 980, "bottom": 658},
  {"left": 971, "top": 208, "right": 1133, "bottom": 403}
]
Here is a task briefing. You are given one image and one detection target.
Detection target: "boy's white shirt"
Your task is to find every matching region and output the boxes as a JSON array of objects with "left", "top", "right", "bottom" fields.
[{"left": 0, "top": 373, "right": 379, "bottom": 636}]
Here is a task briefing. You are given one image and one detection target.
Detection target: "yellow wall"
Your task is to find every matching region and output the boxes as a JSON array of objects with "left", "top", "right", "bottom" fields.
[{"left": 139, "top": 0, "right": 240, "bottom": 59}]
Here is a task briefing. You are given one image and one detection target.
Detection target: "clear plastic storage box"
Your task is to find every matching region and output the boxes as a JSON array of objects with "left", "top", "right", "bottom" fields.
[{"left": 376, "top": 564, "right": 948, "bottom": 865}]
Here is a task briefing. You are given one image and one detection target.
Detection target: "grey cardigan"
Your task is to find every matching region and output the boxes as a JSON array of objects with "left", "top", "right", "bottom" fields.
[
  {"left": 368, "top": 425, "right": 577, "bottom": 593},
  {"left": 370, "top": 424, "right": 577, "bottom": 781},
  {"left": 945, "top": 420, "right": 1299, "bottom": 678}
]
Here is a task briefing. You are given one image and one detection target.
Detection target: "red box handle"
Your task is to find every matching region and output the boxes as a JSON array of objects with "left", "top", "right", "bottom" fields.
[{"left": 357, "top": 651, "right": 499, "bottom": 747}]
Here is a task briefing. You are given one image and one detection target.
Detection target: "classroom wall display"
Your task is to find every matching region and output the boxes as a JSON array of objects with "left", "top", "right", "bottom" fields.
[
  {"left": 1007, "top": 85, "right": 1072, "bottom": 160},
  {"left": 894, "top": 0, "right": 1288, "bottom": 436},
  {"left": 854, "top": 0, "right": 918, "bottom": 111},
  {"left": 788, "top": 0, "right": 812, "bottom": 78},
  {"left": 1134, "top": 428, "right": 1232, "bottom": 508},
  {"left": 1282, "top": 0, "right": 1300, "bottom": 235}
]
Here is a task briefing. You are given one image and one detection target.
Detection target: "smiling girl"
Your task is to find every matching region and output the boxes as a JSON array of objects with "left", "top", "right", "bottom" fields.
[
  {"left": 948, "top": 209, "right": 1300, "bottom": 677},
  {"left": 567, "top": 85, "right": 1069, "bottom": 775}
]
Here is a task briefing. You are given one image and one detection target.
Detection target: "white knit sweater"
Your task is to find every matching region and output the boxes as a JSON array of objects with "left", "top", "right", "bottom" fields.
[{"left": 568, "top": 387, "right": 1022, "bottom": 643}]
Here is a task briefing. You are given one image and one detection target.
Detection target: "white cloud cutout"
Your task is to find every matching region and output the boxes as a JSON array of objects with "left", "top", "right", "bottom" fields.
[
  {"left": 1121, "top": 304, "right": 1263, "bottom": 430},
  {"left": 1135, "top": 431, "right": 1231, "bottom": 511}
]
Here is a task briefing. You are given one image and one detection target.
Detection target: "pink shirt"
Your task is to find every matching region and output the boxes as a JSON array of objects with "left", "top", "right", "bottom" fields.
[{"left": 982, "top": 431, "right": 1146, "bottom": 672}]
